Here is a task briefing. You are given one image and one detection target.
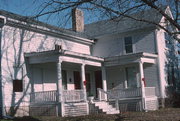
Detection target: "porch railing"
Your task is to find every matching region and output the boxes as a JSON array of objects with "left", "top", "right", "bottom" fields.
[
  {"left": 30, "top": 89, "right": 85, "bottom": 104},
  {"left": 145, "top": 87, "right": 156, "bottom": 97},
  {"left": 62, "top": 90, "right": 85, "bottom": 102},
  {"left": 97, "top": 88, "right": 119, "bottom": 110},
  {"left": 30, "top": 90, "right": 57, "bottom": 103},
  {"left": 107, "top": 88, "right": 142, "bottom": 100}
]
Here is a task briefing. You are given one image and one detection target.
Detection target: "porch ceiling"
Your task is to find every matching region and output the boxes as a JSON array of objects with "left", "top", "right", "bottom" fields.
[
  {"left": 24, "top": 50, "right": 104, "bottom": 67},
  {"left": 104, "top": 52, "right": 158, "bottom": 67}
]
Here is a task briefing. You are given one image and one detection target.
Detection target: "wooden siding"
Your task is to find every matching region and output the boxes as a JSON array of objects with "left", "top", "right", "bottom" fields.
[
  {"left": 1, "top": 24, "right": 91, "bottom": 111},
  {"left": 144, "top": 64, "right": 160, "bottom": 96},
  {"left": 5, "top": 106, "right": 29, "bottom": 117},
  {"left": 92, "top": 28, "right": 156, "bottom": 58}
]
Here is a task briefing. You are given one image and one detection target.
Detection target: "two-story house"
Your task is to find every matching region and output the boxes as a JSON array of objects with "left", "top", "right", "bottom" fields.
[{"left": 0, "top": 6, "right": 178, "bottom": 117}]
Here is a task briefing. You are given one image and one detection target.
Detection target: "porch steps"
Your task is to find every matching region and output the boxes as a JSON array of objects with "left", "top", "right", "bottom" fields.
[{"left": 92, "top": 101, "right": 119, "bottom": 114}]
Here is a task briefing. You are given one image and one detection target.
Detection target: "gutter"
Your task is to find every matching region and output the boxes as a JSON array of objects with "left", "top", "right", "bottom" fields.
[{"left": 5, "top": 17, "right": 94, "bottom": 45}]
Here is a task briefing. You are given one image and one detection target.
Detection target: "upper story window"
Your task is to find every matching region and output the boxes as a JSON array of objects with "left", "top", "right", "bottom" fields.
[{"left": 124, "top": 37, "right": 133, "bottom": 54}]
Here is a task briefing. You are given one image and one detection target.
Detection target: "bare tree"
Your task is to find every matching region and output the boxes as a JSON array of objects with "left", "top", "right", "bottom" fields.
[{"left": 32, "top": 0, "right": 180, "bottom": 41}]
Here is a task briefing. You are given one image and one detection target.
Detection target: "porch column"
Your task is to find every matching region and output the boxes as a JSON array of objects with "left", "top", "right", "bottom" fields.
[
  {"left": 101, "top": 65, "right": 107, "bottom": 100},
  {"left": 139, "top": 61, "right": 146, "bottom": 111},
  {"left": 56, "top": 58, "right": 64, "bottom": 116},
  {"left": 81, "top": 63, "right": 87, "bottom": 101}
]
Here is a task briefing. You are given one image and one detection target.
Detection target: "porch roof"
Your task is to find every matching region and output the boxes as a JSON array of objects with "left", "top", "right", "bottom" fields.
[
  {"left": 24, "top": 50, "right": 104, "bottom": 66},
  {"left": 104, "top": 52, "right": 158, "bottom": 67}
]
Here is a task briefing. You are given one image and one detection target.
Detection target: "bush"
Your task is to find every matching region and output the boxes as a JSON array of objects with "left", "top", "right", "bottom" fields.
[{"left": 165, "top": 86, "right": 180, "bottom": 108}]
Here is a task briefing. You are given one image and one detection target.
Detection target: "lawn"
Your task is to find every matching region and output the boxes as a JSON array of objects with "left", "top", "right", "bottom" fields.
[{"left": 1, "top": 108, "right": 180, "bottom": 121}]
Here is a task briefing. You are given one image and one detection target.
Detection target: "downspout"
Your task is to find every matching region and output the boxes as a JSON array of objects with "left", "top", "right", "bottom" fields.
[{"left": 0, "top": 16, "right": 6, "bottom": 118}]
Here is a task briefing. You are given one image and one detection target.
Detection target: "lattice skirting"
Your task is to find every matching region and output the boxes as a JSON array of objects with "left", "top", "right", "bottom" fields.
[
  {"left": 29, "top": 104, "right": 57, "bottom": 116},
  {"left": 64, "top": 102, "right": 88, "bottom": 117},
  {"left": 109, "top": 99, "right": 142, "bottom": 112}
]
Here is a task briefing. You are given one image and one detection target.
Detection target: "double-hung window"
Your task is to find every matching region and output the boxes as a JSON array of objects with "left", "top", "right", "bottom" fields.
[{"left": 124, "top": 37, "right": 133, "bottom": 54}]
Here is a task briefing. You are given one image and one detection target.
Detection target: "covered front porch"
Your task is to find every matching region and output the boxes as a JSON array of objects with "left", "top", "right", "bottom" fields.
[
  {"left": 25, "top": 51, "right": 159, "bottom": 116},
  {"left": 101, "top": 52, "right": 159, "bottom": 111},
  {"left": 25, "top": 50, "right": 105, "bottom": 116}
]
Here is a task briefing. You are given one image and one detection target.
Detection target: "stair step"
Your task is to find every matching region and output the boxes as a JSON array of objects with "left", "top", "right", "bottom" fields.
[
  {"left": 92, "top": 101, "right": 119, "bottom": 114},
  {"left": 106, "top": 110, "right": 119, "bottom": 114}
]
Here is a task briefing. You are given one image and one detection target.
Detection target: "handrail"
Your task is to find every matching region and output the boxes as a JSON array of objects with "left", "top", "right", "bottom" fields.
[
  {"left": 108, "top": 88, "right": 142, "bottom": 99},
  {"left": 97, "top": 88, "right": 119, "bottom": 110},
  {"left": 62, "top": 89, "right": 85, "bottom": 102},
  {"left": 30, "top": 90, "right": 57, "bottom": 103}
]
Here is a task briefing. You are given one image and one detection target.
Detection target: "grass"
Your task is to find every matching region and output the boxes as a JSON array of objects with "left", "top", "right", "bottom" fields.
[{"left": 1, "top": 108, "right": 180, "bottom": 121}]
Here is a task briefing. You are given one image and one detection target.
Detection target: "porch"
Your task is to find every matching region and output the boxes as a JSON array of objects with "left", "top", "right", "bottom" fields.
[
  {"left": 25, "top": 50, "right": 105, "bottom": 116},
  {"left": 25, "top": 51, "right": 159, "bottom": 116}
]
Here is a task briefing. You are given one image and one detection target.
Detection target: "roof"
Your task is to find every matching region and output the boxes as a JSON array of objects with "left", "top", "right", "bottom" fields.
[
  {"left": 84, "top": 7, "right": 167, "bottom": 37},
  {"left": 25, "top": 49, "right": 104, "bottom": 62},
  {"left": 0, "top": 10, "right": 93, "bottom": 42}
]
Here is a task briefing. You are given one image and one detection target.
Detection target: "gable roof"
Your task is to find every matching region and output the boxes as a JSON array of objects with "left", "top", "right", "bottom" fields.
[
  {"left": 0, "top": 10, "right": 94, "bottom": 44},
  {"left": 84, "top": 6, "right": 167, "bottom": 37}
]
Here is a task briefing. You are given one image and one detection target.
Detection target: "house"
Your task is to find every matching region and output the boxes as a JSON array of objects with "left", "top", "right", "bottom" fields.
[{"left": 0, "top": 6, "right": 179, "bottom": 117}]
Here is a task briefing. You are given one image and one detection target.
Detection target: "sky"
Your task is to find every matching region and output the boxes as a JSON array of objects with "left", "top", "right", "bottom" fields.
[
  {"left": 0, "top": 0, "right": 39, "bottom": 16},
  {"left": 0, "top": 0, "right": 60, "bottom": 26},
  {"left": 0, "top": 0, "right": 100, "bottom": 28}
]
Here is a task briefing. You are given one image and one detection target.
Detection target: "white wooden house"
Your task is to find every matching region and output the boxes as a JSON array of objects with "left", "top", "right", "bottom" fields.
[{"left": 0, "top": 6, "right": 179, "bottom": 117}]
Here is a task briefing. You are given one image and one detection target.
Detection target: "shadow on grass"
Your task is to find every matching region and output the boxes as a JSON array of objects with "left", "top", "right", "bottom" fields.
[
  {"left": 114, "top": 115, "right": 125, "bottom": 121},
  {"left": 2, "top": 114, "right": 125, "bottom": 121},
  {"left": 13, "top": 116, "right": 41, "bottom": 121}
]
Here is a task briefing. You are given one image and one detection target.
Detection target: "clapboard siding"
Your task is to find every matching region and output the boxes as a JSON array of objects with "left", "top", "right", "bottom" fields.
[
  {"left": 144, "top": 64, "right": 160, "bottom": 96},
  {"left": 1, "top": 24, "right": 91, "bottom": 112},
  {"left": 145, "top": 97, "right": 159, "bottom": 111},
  {"left": 64, "top": 103, "right": 88, "bottom": 116},
  {"left": 5, "top": 106, "right": 29, "bottom": 117},
  {"left": 106, "top": 66, "right": 125, "bottom": 90},
  {"left": 92, "top": 28, "right": 156, "bottom": 58}
]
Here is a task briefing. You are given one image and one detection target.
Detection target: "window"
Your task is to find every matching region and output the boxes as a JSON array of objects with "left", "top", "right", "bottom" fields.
[
  {"left": 124, "top": 37, "right": 133, "bottom": 53},
  {"left": 13, "top": 79, "right": 23, "bottom": 92},
  {"left": 125, "top": 67, "right": 137, "bottom": 88}
]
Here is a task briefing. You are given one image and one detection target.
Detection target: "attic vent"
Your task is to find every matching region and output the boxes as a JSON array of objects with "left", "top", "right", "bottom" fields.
[{"left": 55, "top": 44, "right": 62, "bottom": 51}]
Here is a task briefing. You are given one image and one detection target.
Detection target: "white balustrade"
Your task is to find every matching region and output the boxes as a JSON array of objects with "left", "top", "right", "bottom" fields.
[
  {"left": 30, "top": 89, "right": 86, "bottom": 104},
  {"left": 62, "top": 90, "right": 85, "bottom": 102},
  {"left": 30, "top": 90, "right": 57, "bottom": 103},
  {"left": 107, "top": 88, "right": 142, "bottom": 100}
]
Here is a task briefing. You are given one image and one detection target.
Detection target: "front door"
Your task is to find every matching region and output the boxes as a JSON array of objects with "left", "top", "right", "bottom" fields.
[
  {"left": 95, "top": 71, "right": 102, "bottom": 98},
  {"left": 74, "top": 71, "right": 81, "bottom": 89}
]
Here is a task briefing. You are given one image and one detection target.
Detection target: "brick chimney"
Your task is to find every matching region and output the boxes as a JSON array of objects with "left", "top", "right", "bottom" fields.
[{"left": 72, "top": 8, "right": 84, "bottom": 32}]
